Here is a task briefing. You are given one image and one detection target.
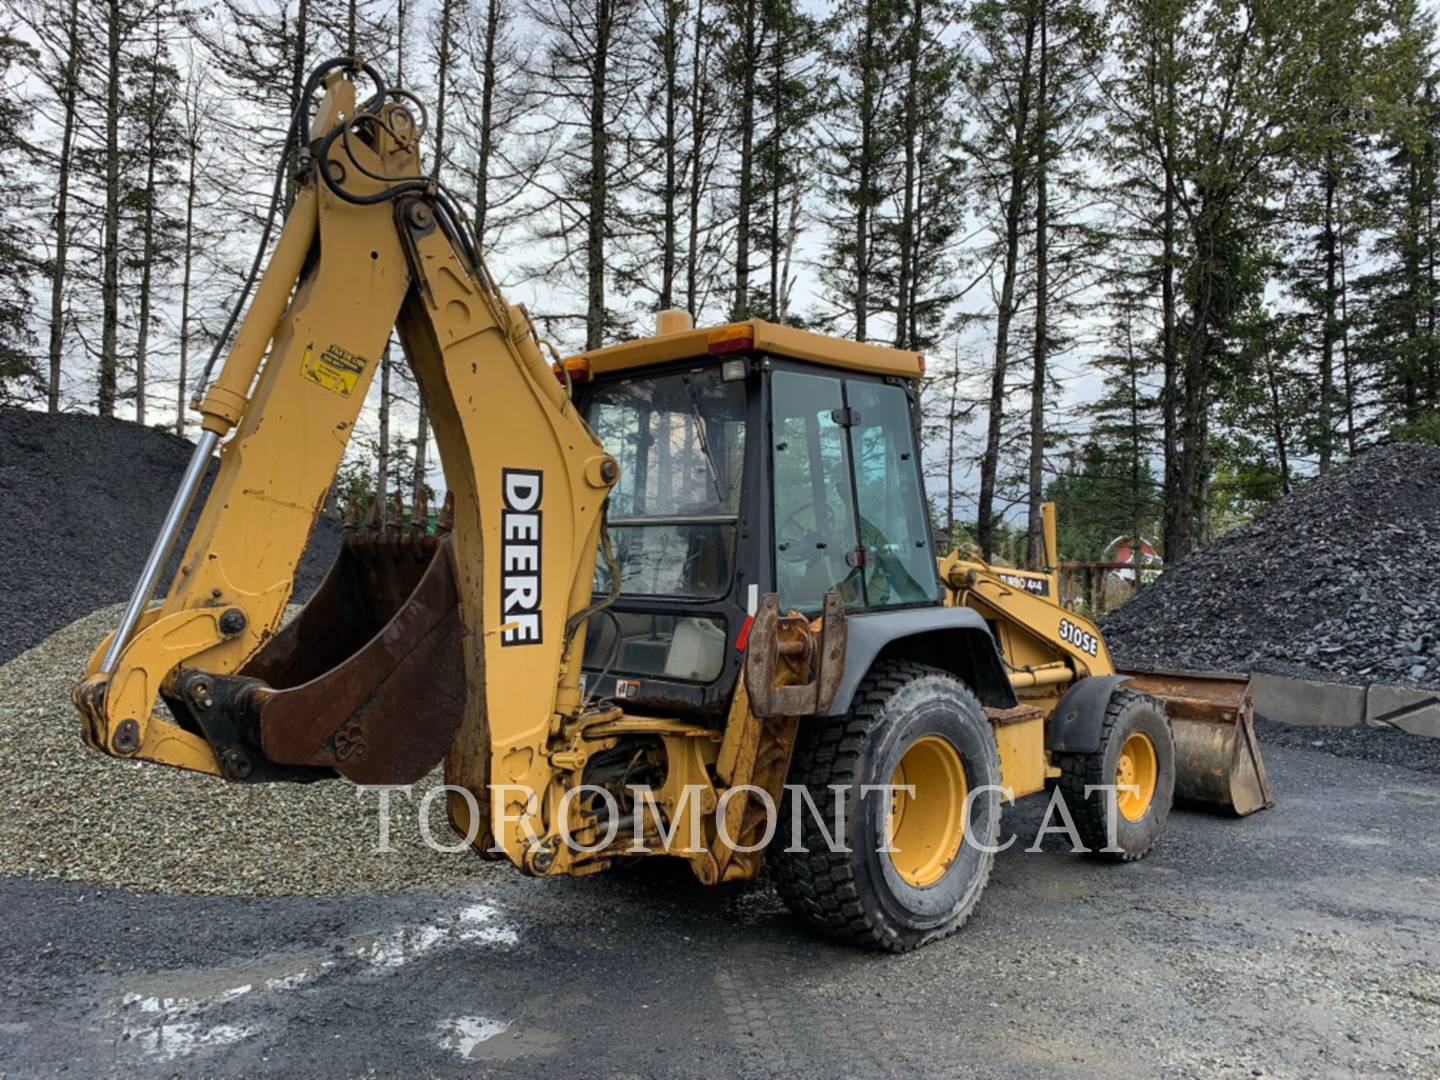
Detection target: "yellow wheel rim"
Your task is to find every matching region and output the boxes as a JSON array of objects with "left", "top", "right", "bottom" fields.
[
  {"left": 887, "top": 736, "right": 967, "bottom": 888},
  {"left": 1116, "top": 732, "right": 1158, "bottom": 822}
]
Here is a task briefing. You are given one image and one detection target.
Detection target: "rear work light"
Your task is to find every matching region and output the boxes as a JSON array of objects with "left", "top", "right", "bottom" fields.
[{"left": 707, "top": 325, "right": 754, "bottom": 355}]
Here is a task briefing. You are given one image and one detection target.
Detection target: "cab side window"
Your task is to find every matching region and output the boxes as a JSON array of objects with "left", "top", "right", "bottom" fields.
[
  {"left": 847, "top": 381, "right": 937, "bottom": 605},
  {"left": 770, "top": 370, "right": 937, "bottom": 612},
  {"left": 770, "top": 371, "right": 861, "bottom": 612}
]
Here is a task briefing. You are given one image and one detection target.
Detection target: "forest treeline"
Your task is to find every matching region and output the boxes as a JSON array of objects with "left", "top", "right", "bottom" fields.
[{"left": 3, "top": 0, "right": 1439, "bottom": 565}]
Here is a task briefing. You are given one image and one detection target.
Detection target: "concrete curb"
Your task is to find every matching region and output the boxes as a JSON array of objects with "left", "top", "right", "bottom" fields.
[
  {"left": 1365, "top": 683, "right": 1440, "bottom": 738},
  {"left": 1251, "top": 673, "right": 1440, "bottom": 739}
]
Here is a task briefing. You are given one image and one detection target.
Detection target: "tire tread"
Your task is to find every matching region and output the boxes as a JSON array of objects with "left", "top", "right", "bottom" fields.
[
  {"left": 1052, "top": 687, "right": 1168, "bottom": 862},
  {"left": 772, "top": 660, "right": 993, "bottom": 952}
]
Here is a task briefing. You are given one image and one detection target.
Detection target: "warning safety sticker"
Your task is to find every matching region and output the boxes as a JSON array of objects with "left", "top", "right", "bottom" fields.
[{"left": 301, "top": 342, "right": 367, "bottom": 397}]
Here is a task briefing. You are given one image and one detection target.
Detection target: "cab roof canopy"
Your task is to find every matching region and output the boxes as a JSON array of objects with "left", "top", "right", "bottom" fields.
[{"left": 572, "top": 317, "right": 925, "bottom": 381}]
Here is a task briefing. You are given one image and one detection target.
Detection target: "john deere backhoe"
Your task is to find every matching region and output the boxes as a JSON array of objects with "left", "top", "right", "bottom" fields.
[{"left": 73, "top": 60, "right": 1270, "bottom": 952}]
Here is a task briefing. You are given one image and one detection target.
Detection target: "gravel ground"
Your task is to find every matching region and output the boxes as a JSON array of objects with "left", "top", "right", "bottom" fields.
[
  {"left": 1103, "top": 443, "right": 1440, "bottom": 689},
  {"left": 2, "top": 742, "right": 1437, "bottom": 1077},
  {"left": 0, "top": 605, "right": 479, "bottom": 896},
  {"left": 0, "top": 407, "right": 341, "bottom": 663}
]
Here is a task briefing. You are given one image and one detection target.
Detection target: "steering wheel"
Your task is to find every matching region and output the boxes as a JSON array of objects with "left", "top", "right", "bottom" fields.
[{"left": 777, "top": 501, "right": 841, "bottom": 564}]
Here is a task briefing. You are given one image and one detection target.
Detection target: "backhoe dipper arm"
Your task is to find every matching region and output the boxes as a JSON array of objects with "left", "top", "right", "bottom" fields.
[{"left": 74, "top": 61, "right": 618, "bottom": 865}]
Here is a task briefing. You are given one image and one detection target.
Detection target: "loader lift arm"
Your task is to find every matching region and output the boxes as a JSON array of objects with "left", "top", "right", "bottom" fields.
[
  {"left": 73, "top": 59, "right": 619, "bottom": 864},
  {"left": 936, "top": 511, "right": 1273, "bottom": 817}
]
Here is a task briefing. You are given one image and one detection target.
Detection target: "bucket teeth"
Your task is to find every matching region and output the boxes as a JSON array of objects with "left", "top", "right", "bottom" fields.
[
  {"left": 411, "top": 489, "right": 429, "bottom": 532},
  {"left": 437, "top": 491, "right": 454, "bottom": 533},
  {"left": 363, "top": 498, "right": 381, "bottom": 532},
  {"left": 343, "top": 499, "right": 358, "bottom": 530},
  {"left": 387, "top": 492, "right": 405, "bottom": 533}
]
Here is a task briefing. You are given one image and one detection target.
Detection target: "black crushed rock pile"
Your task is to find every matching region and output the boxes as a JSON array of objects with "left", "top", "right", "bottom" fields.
[
  {"left": 1103, "top": 443, "right": 1440, "bottom": 690},
  {"left": 0, "top": 407, "right": 341, "bottom": 663},
  {"left": 1255, "top": 718, "right": 1440, "bottom": 777}
]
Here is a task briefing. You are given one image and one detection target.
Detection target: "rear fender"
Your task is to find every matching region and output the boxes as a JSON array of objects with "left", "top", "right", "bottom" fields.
[{"left": 824, "top": 608, "right": 1018, "bottom": 716}]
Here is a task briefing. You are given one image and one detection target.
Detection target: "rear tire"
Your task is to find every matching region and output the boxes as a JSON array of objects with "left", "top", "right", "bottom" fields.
[
  {"left": 1054, "top": 688, "right": 1175, "bottom": 862},
  {"left": 773, "top": 660, "right": 1001, "bottom": 952}
]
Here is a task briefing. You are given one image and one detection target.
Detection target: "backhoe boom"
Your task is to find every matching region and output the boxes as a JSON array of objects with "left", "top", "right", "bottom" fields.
[{"left": 73, "top": 61, "right": 618, "bottom": 866}]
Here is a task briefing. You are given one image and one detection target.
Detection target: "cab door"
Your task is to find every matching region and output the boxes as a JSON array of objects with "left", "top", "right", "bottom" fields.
[
  {"left": 770, "top": 367, "right": 939, "bottom": 613},
  {"left": 845, "top": 379, "right": 939, "bottom": 607}
]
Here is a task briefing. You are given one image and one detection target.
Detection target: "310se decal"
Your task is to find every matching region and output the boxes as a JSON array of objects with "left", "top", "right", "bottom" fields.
[
  {"left": 500, "top": 469, "right": 543, "bottom": 646},
  {"left": 1058, "top": 618, "right": 1098, "bottom": 657}
]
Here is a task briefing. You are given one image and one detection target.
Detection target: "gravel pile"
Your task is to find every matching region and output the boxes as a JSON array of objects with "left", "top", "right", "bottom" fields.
[
  {"left": 0, "top": 408, "right": 468, "bottom": 896},
  {"left": 1103, "top": 443, "right": 1440, "bottom": 689},
  {"left": 1254, "top": 717, "right": 1440, "bottom": 776},
  {"left": 0, "top": 605, "right": 485, "bottom": 895},
  {"left": 0, "top": 407, "right": 341, "bottom": 663}
]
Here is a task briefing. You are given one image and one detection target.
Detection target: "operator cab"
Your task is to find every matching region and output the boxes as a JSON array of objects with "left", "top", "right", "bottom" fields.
[{"left": 572, "top": 316, "right": 940, "bottom": 720}]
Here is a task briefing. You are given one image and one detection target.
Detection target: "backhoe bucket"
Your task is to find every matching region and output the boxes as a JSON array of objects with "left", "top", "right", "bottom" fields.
[
  {"left": 1119, "top": 668, "right": 1275, "bottom": 816},
  {"left": 215, "top": 497, "right": 466, "bottom": 785}
]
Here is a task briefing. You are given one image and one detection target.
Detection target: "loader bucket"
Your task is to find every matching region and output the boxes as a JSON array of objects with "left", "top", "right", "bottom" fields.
[
  {"left": 1118, "top": 668, "right": 1275, "bottom": 816},
  {"left": 230, "top": 495, "right": 466, "bottom": 785}
]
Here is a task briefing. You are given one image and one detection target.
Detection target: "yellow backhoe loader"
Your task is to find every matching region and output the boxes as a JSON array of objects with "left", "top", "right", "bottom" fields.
[{"left": 73, "top": 60, "right": 1270, "bottom": 952}]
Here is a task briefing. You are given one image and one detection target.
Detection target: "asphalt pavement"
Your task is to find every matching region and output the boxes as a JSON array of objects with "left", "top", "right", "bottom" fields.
[{"left": 1, "top": 741, "right": 1437, "bottom": 1078}]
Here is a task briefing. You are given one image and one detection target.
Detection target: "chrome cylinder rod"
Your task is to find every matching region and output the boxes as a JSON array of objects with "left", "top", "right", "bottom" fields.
[{"left": 100, "top": 429, "right": 220, "bottom": 674}]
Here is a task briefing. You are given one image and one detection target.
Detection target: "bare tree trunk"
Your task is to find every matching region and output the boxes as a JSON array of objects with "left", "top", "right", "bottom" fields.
[
  {"left": 377, "top": 341, "right": 392, "bottom": 518},
  {"left": 976, "top": 10, "right": 1036, "bottom": 560},
  {"left": 98, "top": 0, "right": 123, "bottom": 418},
  {"left": 1128, "top": 333, "right": 1142, "bottom": 554},
  {"left": 285, "top": 0, "right": 309, "bottom": 211},
  {"left": 778, "top": 183, "right": 800, "bottom": 321},
  {"left": 767, "top": 35, "right": 782, "bottom": 320},
  {"left": 1156, "top": 28, "right": 1182, "bottom": 562},
  {"left": 1025, "top": 0, "right": 1048, "bottom": 568},
  {"left": 177, "top": 130, "right": 197, "bottom": 436},
  {"left": 473, "top": 0, "right": 499, "bottom": 241},
  {"left": 732, "top": 0, "right": 756, "bottom": 321},
  {"left": 396, "top": 0, "right": 408, "bottom": 80},
  {"left": 1319, "top": 152, "right": 1338, "bottom": 473},
  {"left": 432, "top": 0, "right": 455, "bottom": 179},
  {"left": 908, "top": 141, "right": 926, "bottom": 348},
  {"left": 1427, "top": 116, "right": 1438, "bottom": 408},
  {"left": 133, "top": 150, "right": 157, "bottom": 427},
  {"left": 1265, "top": 344, "right": 1292, "bottom": 496},
  {"left": 412, "top": 406, "right": 429, "bottom": 511},
  {"left": 684, "top": 0, "right": 707, "bottom": 316},
  {"left": 133, "top": 13, "right": 165, "bottom": 428},
  {"left": 1173, "top": 222, "right": 1218, "bottom": 559},
  {"left": 45, "top": 0, "right": 80, "bottom": 414},
  {"left": 894, "top": 0, "right": 921, "bottom": 349},
  {"left": 657, "top": 0, "right": 680, "bottom": 311},
  {"left": 382, "top": 0, "right": 407, "bottom": 520},
  {"left": 585, "top": 0, "right": 612, "bottom": 349},
  {"left": 1338, "top": 199, "right": 1357, "bottom": 455},
  {"left": 946, "top": 359, "right": 959, "bottom": 540},
  {"left": 853, "top": 0, "right": 880, "bottom": 342},
  {"left": 417, "top": 0, "right": 458, "bottom": 507}
]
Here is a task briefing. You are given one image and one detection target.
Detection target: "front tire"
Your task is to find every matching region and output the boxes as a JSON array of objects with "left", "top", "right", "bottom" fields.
[
  {"left": 773, "top": 660, "right": 1001, "bottom": 952},
  {"left": 1054, "top": 688, "right": 1175, "bottom": 861}
]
